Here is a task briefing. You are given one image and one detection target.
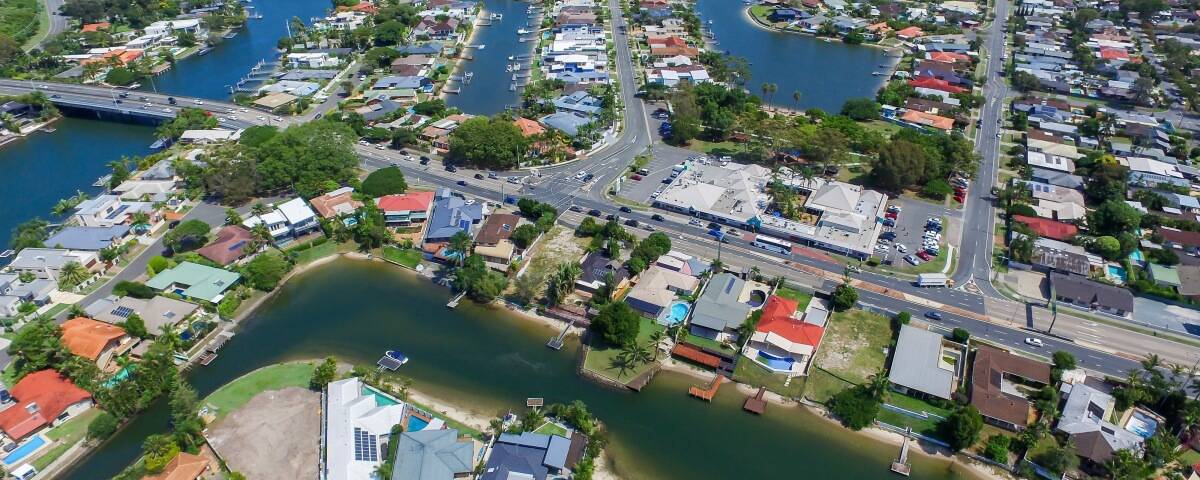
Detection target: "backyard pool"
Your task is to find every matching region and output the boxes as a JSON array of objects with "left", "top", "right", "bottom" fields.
[
  {"left": 1128, "top": 250, "right": 1145, "bottom": 265},
  {"left": 1125, "top": 410, "right": 1159, "bottom": 439},
  {"left": 407, "top": 415, "right": 430, "bottom": 432},
  {"left": 3, "top": 436, "right": 45, "bottom": 466},
  {"left": 758, "top": 351, "right": 795, "bottom": 371},
  {"left": 1107, "top": 265, "right": 1127, "bottom": 284},
  {"left": 659, "top": 301, "right": 691, "bottom": 326},
  {"left": 362, "top": 385, "right": 400, "bottom": 407},
  {"left": 102, "top": 366, "right": 134, "bottom": 389}
]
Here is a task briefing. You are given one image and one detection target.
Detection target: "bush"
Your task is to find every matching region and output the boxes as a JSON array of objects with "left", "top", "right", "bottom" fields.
[
  {"left": 163, "top": 220, "right": 211, "bottom": 253},
  {"left": 590, "top": 302, "right": 641, "bottom": 347},
  {"left": 939, "top": 406, "right": 983, "bottom": 451},
  {"left": 922, "top": 179, "right": 954, "bottom": 200},
  {"left": 147, "top": 256, "right": 170, "bottom": 275},
  {"left": 828, "top": 386, "right": 880, "bottom": 430},
  {"left": 830, "top": 282, "right": 858, "bottom": 311},
  {"left": 310, "top": 357, "right": 338, "bottom": 390},
  {"left": 105, "top": 67, "right": 138, "bottom": 86},
  {"left": 840, "top": 98, "right": 880, "bottom": 121},
  {"left": 360, "top": 167, "right": 408, "bottom": 197},
  {"left": 983, "top": 435, "right": 1010, "bottom": 463},
  {"left": 510, "top": 224, "right": 540, "bottom": 249},
  {"left": 240, "top": 252, "right": 292, "bottom": 291},
  {"left": 893, "top": 311, "right": 911, "bottom": 329},
  {"left": 113, "top": 281, "right": 156, "bottom": 299},
  {"left": 1007, "top": 203, "right": 1038, "bottom": 217},
  {"left": 951, "top": 328, "right": 970, "bottom": 343},
  {"left": 87, "top": 412, "right": 120, "bottom": 440}
]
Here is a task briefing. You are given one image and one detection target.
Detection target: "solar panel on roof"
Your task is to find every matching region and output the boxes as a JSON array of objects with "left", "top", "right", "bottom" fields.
[
  {"left": 229, "top": 240, "right": 247, "bottom": 251},
  {"left": 110, "top": 306, "right": 135, "bottom": 318},
  {"left": 353, "top": 428, "right": 379, "bottom": 462}
]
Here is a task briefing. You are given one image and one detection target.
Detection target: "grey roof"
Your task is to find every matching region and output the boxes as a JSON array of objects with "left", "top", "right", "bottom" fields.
[
  {"left": 391, "top": 429, "right": 474, "bottom": 480},
  {"left": 425, "top": 192, "right": 485, "bottom": 241},
  {"left": 8, "top": 248, "right": 83, "bottom": 271},
  {"left": 85, "top": 295, "right": 199, "bottom": 333},
  {"left": 44, "top": 225, "right": 130, "bottom": 251},
  {"left": 1050, "top": 272, "right": 1134, "bottom": 312},
  {"left": 888, "top": 325, "right": 955, "bottom": 399},
  {"left": 1056, "top": 382, "right": 1143, "bottom": 461},
  {"left": 577, "top": 251, "right": 628, "bottom": 285},
  {"left": 482, "top": 433, "right": 571, "bottom": 480},
  {"left": 373, "top": 75, "right": 428, "bottom": 90},
  {"left": 539, "top": 112, "right": 591, "bottom": 137},
  {"left": 395, "top": 42, "right": 444, "bottom": 55},
  {"left": 1029, "top": 167, "right": 1084, "bottom": 190},
  {"left": 689, "top": 273, "right": 753, "bottom": 333},
  {"left": 0, "top": 274, "right": 54, "bottom": 302},
  {"left": 278, "top": 69, "right": 339, "bottom": 81},
  {"left": 141, "top": 159, "right": 176, "bottom": 180},
  {"left": 552, "top": 91, "right": 603, "bottom": 116}
]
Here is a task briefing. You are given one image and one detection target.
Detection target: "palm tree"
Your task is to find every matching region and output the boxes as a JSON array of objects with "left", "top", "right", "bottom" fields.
[
  {"left": 448, "top": 230, "right": 473, "bottom": 266},
  {"left": 251, "top": 223, "right": 274, "bottom": 251},
  {"left": 57, "top": 261, "right": 89, "bottom": 290},
  {"left": 609, "top": 352, "right": 635, "bottom": 378},
  {"left": 864, "top": 369, "right": 891, "bottom": 401},
  {"left": 224, "top": 208, "right": 243, "bottom": 226},
  {"left": 792, "top": 90, "right": 802, "bottom": 111},
  {"left": 632, "top": 342, "right": 654, "bottom": 366},
  {"left": 1142, "top": 354, "right": 1162, "bottom": 373},
  {"left": 250, "top": 202, "right": 271, "bottom": 217},
  {"left": 130, "top": 212, "right": 151, "bottom": 234},
  {"left": 648, "top": 330, "right": 667, "bottom": 360}
]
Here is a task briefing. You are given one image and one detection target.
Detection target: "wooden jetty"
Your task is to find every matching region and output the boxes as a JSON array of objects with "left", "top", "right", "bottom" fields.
[
  {"left": 546, "top": 323, "right": 570, "bottom": 350},
  {"left": 526, "top": 397, "right": 544, "bottom": 408},
  {"left": 743, "top": 387, "right": 767, "bottom": 414},
  {"left": 890, "top": 428, "right": 912, "bottom": 476},
  {"left": 446, "top": 292, "right": 466, "bottom": 308},
  {"left": 688, "top": 375, "right": 724, "bottom": 402},
  {"left": 199, "top": 331, "right": 234, "bottom": 366}
]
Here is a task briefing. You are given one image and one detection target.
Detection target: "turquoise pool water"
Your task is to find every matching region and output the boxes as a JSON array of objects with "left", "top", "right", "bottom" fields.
[
  {"left": 407, "top": 415, "right": 430, "bottom": 432},
  {"left": 661, "top": 302, "right": 691, "bottom": 325},
  {"left": 102, "top": 366, "right": 133, "bottom": 389},
  {"left": 1126, "top": 411, "right": 1158, "bottom": 439},
  {"left": 1128, "top": 250, "right": 1145, "bottom": 264},
  {"left": 1107, "top": 265, "right": 1127, "bottom": 283},
  {"left": 758, "top": 352, "right": 794, "bottom": 371},
  {"left": 3, "top": 436, "right": 45, "bottom": 465},
  {"left": 361, "top": 385, "right": 400, "bottom": 407}
]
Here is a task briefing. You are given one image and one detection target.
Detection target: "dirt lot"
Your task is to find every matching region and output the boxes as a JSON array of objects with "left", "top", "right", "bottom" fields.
[{"left": 206, "top": 387, "right": 320, "bottom": 480}]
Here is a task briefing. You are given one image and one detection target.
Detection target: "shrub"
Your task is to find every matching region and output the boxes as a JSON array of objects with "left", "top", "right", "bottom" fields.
[
  {"left": 590, "top": 302, "right": 641, "bottom": 347},
  {"left": 983, "top": 435, "right": 1010, "bottom": 463},
  {"left": 113, "top": 281, "right": 156, "bottom": 299},
  {"left": 830, "top": 282, "right": 858, "bottom": 311},
  {"left": 951, "top": 328, "right": 970, "bottom": 343},
  {"left": 87, "top": 412, "right": 120, "bottom": 440},
  {"left": 147, "top": 256, "right": 170, "bottom": 275},
  {"left": 360, "top": 167, "right": 408, "bottom": 196},
  {"left": 939, "top": 406, "right": 983, "bottom": 451},
  {"left": 828, "top": 386, "right": 880, "bottom": 430}
]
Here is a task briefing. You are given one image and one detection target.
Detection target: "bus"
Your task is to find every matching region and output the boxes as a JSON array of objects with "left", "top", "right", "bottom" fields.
[{"left": 752, "top": 234, "right": 793, "bottom": 254}]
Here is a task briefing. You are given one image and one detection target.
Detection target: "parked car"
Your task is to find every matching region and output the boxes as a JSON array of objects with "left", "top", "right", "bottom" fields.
[
  {"left": 167, "top": 97, "right": 177, "bottom": 105},
  {"left": 624, "top": 219, "right": 640, "bottom": 227},
  {"left": 419, "top": 158, "right": 431, "bottom": 165},
  {"left": 885, "top": 211, "right": 898, "bottom": 220},
  {"left": 488, "top": 172, "right": 499, "bottom": 179},
  {"left": 1024, "top": 337, "right": 1044, "bottom": 347},
  {"left": 651, "top": 214, "right": 664, "bottom": 221},
  {"left": 887, "top": 204, "right": 902, "bottom": 213},
  {"left": 883, "top": 218, "right": 895, "bottom": 227},
  {"left": 619, "top": 206, "right": 632, "bottom": 213},
  {"left": 689, "top": 219, "right": 702, "bottom": 226},
  {"left": 631, "top": 174, "right": 643, "bottom": 181},
  {"left": 880, "top": 231, "right": 897, "bottom": 241},
  {"left": 895, "top": 244, "right": 907, "bottom": 253},
  {"left": 474, "top": 173, "right": 484, "bottom": 179},
  {"left": 916, "top": 251, "right": 932, "bottom": 261},
  {"left": 569, "top": 205, "right": 583, "bottom": 212},
  {"left": 445, "top": 165, "right": 457, "bottom": 173},
  {"left": 905, "top": 255, "right": 920, "bottom": 265},
  {"left": 588, "top": 209, "right": 602, "bottom": 216}
]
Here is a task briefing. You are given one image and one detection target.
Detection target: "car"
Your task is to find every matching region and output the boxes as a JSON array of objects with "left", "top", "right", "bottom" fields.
[
  {"left": 167, "top": 97, "right": 177, "bottom": 105},
  {"left": 583, "top": 173, "right": 594, "bottom": 181},
  {"left": 193, "top": 99, "right": 203, "bottom": 105},
  {"left": 163, "top": 108, "right": 172, "bottom": 113},
  {"left": 118, "top": 92, "right": 129, "bottom": 98},
  {"left": 456, "top": 180, "right": 467, "bottom": 186},
  {"left": 257, "top": 115, "right": 266, "bottom": 121},
  {"left": 661, "top": 178, "right": 673, "bottom": 184},
  {"left": 996, "top": 133, "right": 1001, "bottom": 138},
  {"left": 1024, "top": 337, "right": 1044, "bottom": 348},
  {"left": 274, "top": 117, "right": 282, "bottom": 122},
  {"left": 474, "top": 173, "right": 484, "bottom": 180},
  {"left": 50, "top": 94, "right": 60, "bottom": 99},
  {"left": 726, "top": 227, "right": 738, "bottom": 235},
  {"left": 954, "top": 195, "right": 966, "bottom": 203},
  {"left": 642, "top": 224, "right": 656, "bottom": 231},
  {"left": 389, "top": 162, "right": 399, "bottom": 167},
  {"left": 707, "top": 222, "right": 720, "bottom": 230},
  {"left": 880, "top": 232, "right": 897, "bottom": 241},
  {"left": 895, "top": 244, "right": 907, "bottom": 253},
  {"left": 925, "top": 311, "right": 943, "bottom": 320},
  {"left": 588, "top": 209, "right": 602, "bottom": 216},
  {"left": 445, "top": 165, "right": 457, "bottom": 172},
  {"left": 358, "top": 140, "right": 369, "bottom": 145},
  {"left": 114, "top": 99, "right": 122, "bottom": 104},
  {"left": 630, "top": 174, "right": 643, "bottom": 181},
  {"left": 420, "top": 156, "right": 430, "bottom": 162},
  {"left": 624, "top": 219, "right": 640, "bottom": 227},
  {"left": 605, "top": 214, "right": 617, "bottom": 221},
  {"left": 619, "top": 206, "right": 632, "bottom": 213},
  {"left": 883, "top": 218, "right": 895, "bottom": 227},
  {"left": 917, "top": 251, "right": 933, "bottom": 261},
  {"left": 875, "top": 244, "right": 889, "bottom": 251},
  {"left": 651, "top": 214, "right": 664, "bottom": 221},
  {"left": 168, "top": 220, "right": 181, "bottom": 229},
  {"left": 419, "top": 158, "right": 430, "bottom": 165},
  {"left": 638, "top": 169, "right": 650, "bottom": 176},
  {"left": 488, "top": 172, "right": 499, "bottom": 179},
  {"left": 887, "top": 205, "right": 902, "bottom": 213},
  {"left": 569, "top": 205, "right": 583, "bottom": 212},
  {"left": 240, "top": 108, "right": 248, "bottom": 113},
  {"left": 905, "top": 255, "right": 920, "bottom": 265},
  {"left": 376, "top": 144, "right": 385, "bottom": 150},
  {"left": 885, "top": 211, "right": 898, "bottom": 220}
]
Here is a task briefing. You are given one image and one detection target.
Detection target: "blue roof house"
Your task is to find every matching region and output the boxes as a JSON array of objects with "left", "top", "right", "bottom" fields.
[
  {"left": 44, "top": 225, "right": 130, "bottom": 251},
  {"left": 480, "top": 432, "right": 572, "bottom": 480},
  {"left": 552, "top": 91, "right": 603, "bottom": 117},
  {"left": 539, "top": 112, "right": 592, "bottom": 137},
  {"left": 423, "top": 189, "right": 486, "bottom": 244}
]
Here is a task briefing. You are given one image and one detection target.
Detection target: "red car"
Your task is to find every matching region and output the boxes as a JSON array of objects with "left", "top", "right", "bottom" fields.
[
  {"left": 917, "top": 251, "right": 933, "bottom": 261},
  {"left": 885, "top": 211, "right": 898, "bottom": 219},
  {"left": 631, "top": 174, "right": 643, "bottom": 181},
  {"left": 954, "top": 194, "right": 965, "bottom": 202}
]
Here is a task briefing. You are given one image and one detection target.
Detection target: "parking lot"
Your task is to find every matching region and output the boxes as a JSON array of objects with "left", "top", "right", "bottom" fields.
[
  {"left": 616, "top": 142, "right": 694, "bottom": 203},
  {"left": 874, "top": 197, "right": 960, "bottom": 268}
]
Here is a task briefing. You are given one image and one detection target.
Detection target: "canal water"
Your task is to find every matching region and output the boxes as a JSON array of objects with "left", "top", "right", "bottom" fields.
[
  {"left": 62, "top": 260, "right": 979, "bottom": 480},
  {"left": 446, "top": 0, "right": 533, "bottom": 115},
  {"left": 695, "top": 0, "right": 896, "bottom": 113}
]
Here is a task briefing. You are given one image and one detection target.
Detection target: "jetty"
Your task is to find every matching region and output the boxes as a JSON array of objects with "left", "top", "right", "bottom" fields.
[
  {"left": 199, "top": 331, "right": 234, "bottom": 366},
  {"left": 743, "top": 387, "right": 767, "bottom": 414},
  {"left": 526, "top": 397, "right": 544, "bottom": 408},
  {"left": 688, "top": 375, "right": 724, "bottom": 402},
  {"left": 446, "top": 291, "right": 466, "bottom": 308},
  {"left": 546, "top": 322, "right": 570, "bottom": 350},
  {"left": 890, "top": 428, "right": 912, "bottom": 476}
]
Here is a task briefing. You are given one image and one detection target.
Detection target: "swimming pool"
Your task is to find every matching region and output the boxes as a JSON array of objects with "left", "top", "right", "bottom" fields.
[
  {"left": 407, "top": 415, "right": 430, "bottom": 432},
  {"left": 102, "top": 366, "right": 134, "bottom": 389},
  {"left": 660, "top": 301, "right": 691, "bottom": 326},
  {"left": 1107, "top": 265, "right": 1127, "bottom": 283},
  {"left": 361, "top": 385, "right": 400, "bottom": 407},
  {"left": 1125, "top": 410, "right": 1159, "bottom": 439},
  {"left": 758, "top": 351, "right": 794, "bottom": 371},
  {"left": 3, "top": 436, "right": 45, "bottom": 466},
  {"left": 1128, "top": 250, "right": 1145, "bottom": 265}
]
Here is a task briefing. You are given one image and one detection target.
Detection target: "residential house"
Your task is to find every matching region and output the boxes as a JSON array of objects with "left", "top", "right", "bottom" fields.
[
  {"left": 688, "top": 272, "right": 757, "bottom": 342},
  {"left": 85, "top": 294, "right": 199, "bottom": 334},
  {"left": 1049, "top": 272, "right": 1134, "bottom": 317},
  {"left": 179, "top": 129, "right": 240, "bottom": 144},
  {"left": 324, "top": 377, "right": 407, "bottom": 480},
  {"left": 624, "top": 265, "right": 700, "bottom": 320},
  {"left": 253, "top": 92, "right": 299, "bottom": 111},
  {"left": 888, "top": 325, "right": 962, "bottom": 400},
  {"left": 60, "top": 317, "right": 131, "bottom": 371},
  {"left": 1030, "top": 167, "right": 1084, "bottom": 190},
  {"left": 1029, "top": 238, "right": 1102, "bottom": 276},
  {"left": 258, "top": 80, "right": 321, "bottom": 97},
  {"left": 648, "top": 36, "right": 699, "bottom": 57},
  {"left": 6, "top": 248, "right": 100, "bottom": 280},
  {"left": 372, "top": 75, "right": 433, "bottom": 92},
  {"left": 970, "top": 345, "right": 1051, "bottom": 430},
  {"left": 900, "top": 109, "right": 955, "bottom": 131},
  {"left": 574, "top": 251, "right": 631, "bottom": 299},
  {"left": 741, "top": 296, "right": 829, "bottom": 377},
  {"left": 389, "top": 428, "right": 474, "bottom": 480},
  {"left": 144, "top": 452, "right": 211, "bottom": 480},
  {"left": 480, "top": 432, "right": 574, "bottom": 480},
  {"left": 424, "top": 189, "right": 487, "bottom": 244},
  {"left": 1056, "top": 381, "right": 1144, "bottom": 464},
  {"left": 377, "top": 191, "right": 436, "bottom": 227},
  {"left": 310, "top": 187, "right": 364, "bottom": 220},
  {"left": 0, "top": 273, "right": 54, "bottom": 317},
  {"left": 539, "top": 112, "right": 591, "bottom": 137},
  {"left": 1177, "top": 265, "right": 1200, "bottom": 300},
  {"left": 1156, "top": 227, "right": 1200, "bottom": 256},
  {"left": 0, "top": 370, "right": 92, "bottom": 443},
  {"left": 552, "top": 91, "right": 604, "bottom": 117},
  {"left": 1026, "top": 150, "right": 1075, "bottom": 173},
  {"left": 420, "top": 115, "right": 473, "bottom": 152},
  {"left": 196, "top": 226, "right": 254, "bottom": 266},
  {"left": 908, "top": 76, "right": 966, "bottom": 94},
  {"left": 145, "top": 262, "right": 241, "bottom": 303},
  {"left": 242, "top": 198, "right": 320, "bottom": 245},
  {"left": 43, "top": 225, "right": 130, "bottom": 251},
  {"left": 896, "top": 26, "right": 924, "bottom": 39},
  {"left": 653, "top": 250, "right": 709, "bottom": 277},
  {"left": 73, "top": 194, "right": 155, "bottom": 228},
  {"left": 1148, "top": 263, "right": 1181, "bottom": 289},
  {"left": 473, "top": 213, "right": 521, "bottom": 268},
  {"left": 1012, "top": 215, "right": 1078, "bottom": 241}
]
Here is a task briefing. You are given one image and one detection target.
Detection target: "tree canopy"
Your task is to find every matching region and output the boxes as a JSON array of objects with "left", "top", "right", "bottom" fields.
[
  {"left": 254, "top": 120, "right": 360, "bottom": 198},
  {"left": 590, "top": 301, "right": 641, "bottom": 347},
  {"left": 156, "top": 108, "right": 218, "bottom": 140},
  {"left": 360, "top": 167, "right": 409, "bottom": 197},
  {"left": 447, "top": 117, "right": 530, "bottom": 169}
]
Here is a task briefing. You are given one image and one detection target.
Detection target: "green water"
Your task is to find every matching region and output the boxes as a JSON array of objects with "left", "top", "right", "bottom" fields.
[{"left": 63, "top": 260, "right": 978, "bottom": 479}]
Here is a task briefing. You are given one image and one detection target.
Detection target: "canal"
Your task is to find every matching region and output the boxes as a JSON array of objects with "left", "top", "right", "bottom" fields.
[
  {"left": 445, "top": 0, "right": 534, "bottom": 115},
  {"left": 695, "top": 0, "right": 896, "bottom": 113},
  {"left": 62, "top": 260, "right": 980, "bottom": 480}
]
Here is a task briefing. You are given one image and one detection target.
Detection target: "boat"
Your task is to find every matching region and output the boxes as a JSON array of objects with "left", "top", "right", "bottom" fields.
[
  {"left": 506, "top": 64, "right": 513, "bottom": 72},
  {"left": 477, "top": 44, "right": 486, "bottom": 49},
  {"left": 872, "top": 71, "right": 883, "bottom": 76},
  {"left": 0, "top": 250, "right": 14, "bottom": 259},
  {"left": 491, "top": 13, "right": 503, "bottom": 20},
  {"left": 507, "top": 55, "right": 514, "bottom": 60},
  {"left": 464, "top": 72, "right": 474, "bottom": 84},
  {"left": 377, "top": 350, "right": 409, "bottom": 370},
  {"left": 196, "top": 47, "right": 213, "bottom": 56},
  {"left": 517, "top": 28, "right": 529, "bottom": 34},
  {"left": 822, "top": 38, "right": 832, "bottom": 42},
  {"left": 707, "top": 20, "right": 713, "bottom": 24},
  {"left": 222, "top": 31, "right": 237, "bottom": 39}
]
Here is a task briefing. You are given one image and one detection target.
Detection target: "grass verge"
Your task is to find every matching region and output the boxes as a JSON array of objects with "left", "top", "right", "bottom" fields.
[
  {"left": 381, "top": 246, "right": 423, "bottom": 268},
  {"left": 582, "top": 317, "right": 665, "bottom": 384},
  {"left": 204, "top": 362, "right": 316, "bottom": 420}
]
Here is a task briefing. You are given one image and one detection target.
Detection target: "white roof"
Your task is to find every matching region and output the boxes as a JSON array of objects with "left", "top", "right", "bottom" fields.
[
  {"left": 1124, "top": 156, "right": 1182, "bottom": 178},
  {"left": 180, "top": 129, "right": 239, "bottom": 141},
  {"left": 1026, "top": 151, "right": 1076, "bottom": 172},
  {"left": 325, "top": 378, "right": 407, "bottom": 480},
  {"left": 277, "top": 197, "right": 317, "bottom": 225}
]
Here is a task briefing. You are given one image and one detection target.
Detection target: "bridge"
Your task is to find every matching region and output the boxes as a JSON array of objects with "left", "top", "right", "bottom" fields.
[{"left": 0, "top": 79, "right": 286, "bottom": 130}]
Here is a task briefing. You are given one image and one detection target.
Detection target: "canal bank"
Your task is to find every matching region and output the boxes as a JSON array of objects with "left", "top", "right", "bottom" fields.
[
  {"left": 694, "top": 0, "right": 894, "bottom": 112},
  {"left": 62, "top": 259, "right": 984, "bottom": 480},
  {"left": 446, "top": 0, "right": 538, "bottom": 115}
]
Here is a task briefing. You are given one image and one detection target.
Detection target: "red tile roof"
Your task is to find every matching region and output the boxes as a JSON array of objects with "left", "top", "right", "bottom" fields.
[
  {"left": 376, "top": 191, "right": 435, "bottom": 213},
  {"left": 901, "top": 109, "right": 955, "bottom": 131},
  {"left": 672, "top": 343, "right": 721, "bottom": 368},
  {"left": 755, "top": 296, "right": 824, "bottom": 348},
  {"left": 309, "top": 190, "right": 363, "bottom": 219},
  {"left": 514, "top": 117, "right": 546, "bottom": 137},
  {"left": 1013, "top": 215, "right": 1078, "bottom": 241},
  {"left": 970, "top": 345, "right": 1051, "bottom": 427},
  {"left": 81, "top": 22, "right": 111, "bottom": 33},
  {"left": 144, "top": 452, "right": 210, "bottom": 480},
  {"left": 1099, "top": 47, "right": 1130, "bottom": 61},
  {"left": 908, "top": 76, "right": 967, "bottom": 94},
  {"left": 0, "top": 370, "right": 92, "bottom": 441},
  {"left": 197, "top": 225, "right": 253, "bottom": 266},
  {"left": 61, "top": 317, "right": 127, "bottom": 361},
  {"left": 896, "top": 26, "right": 924, "bottom": 38},
  {"left": 1157, "top": 226, "right": 1200, "bottom": 248},
  {"left": 929, "top": 51, "right": 969, "bottom": 63}
]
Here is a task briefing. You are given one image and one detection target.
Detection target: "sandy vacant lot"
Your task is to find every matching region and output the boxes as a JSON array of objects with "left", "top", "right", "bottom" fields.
[{"left": 206, "top": 387, "right": 321, "bottom": 480}]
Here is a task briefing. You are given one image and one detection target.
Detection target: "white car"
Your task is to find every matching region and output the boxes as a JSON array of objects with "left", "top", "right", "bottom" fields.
[
  {"left": 193, "top": 99, "right": 203, "bottom": 105},
  {"left": 1024, "top": 337, "right": 1044, "bottom": 347},
  {"left": 274, "top": 117, "right": 283, "bottom": 122},
  {"left": 163, "top": 108, "right": 172, "bottom": 113},
  {"left": 257, "top": 115, "right": 266, "bottom": 121},
  {"left": 376, "top": 144, "right": 386, "bottom": 150},
  {"left": 240, "top": 108, "right": 249, "bottom": 113},
  {"left": 896, "top": 244, "right": 907, "bottom": 253}
]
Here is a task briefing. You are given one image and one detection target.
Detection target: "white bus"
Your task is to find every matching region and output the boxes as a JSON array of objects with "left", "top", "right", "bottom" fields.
[{"left": 752, "top": 234, "right": 793, "bottom": 254}]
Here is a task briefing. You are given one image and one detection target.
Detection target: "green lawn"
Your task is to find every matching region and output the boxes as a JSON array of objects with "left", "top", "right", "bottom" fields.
[
  {"left": 1180, "top": 448, "right": 1200, "bottom": 466},
  {"left": 293, "top": 240, "right": 338, "bottom": 264},
  {"left": 582, "top": 318, "right": 665, "bottom": 384},
  {"left": 204, "top": 362, "right": 315, "bottom": 420},
  {"left": 682, "top": 332, "right": 737, "bottom": 356},
  {"left": 30, "top": 408, "right": 103, "bottom": 470},
  {"left": 864, "top": 120, "right": 903, "bottom": 138},
  {"left": 534, "top": 421, "right": 569, "bottom": 437},
  {"left": 773, "top": 287, "right": 812, "bottom": 310},
  {"left": 732, "top": 357, "right": 805, "bottom": 399},
  {"left": 381, "top": 246, "right": 423, "bottom": 268},
  {"left": 876, "top": 393, "right": 952, "bottom": 438},
  {"left": 805, "top": 309, "right": 892, "bottom": 403}
]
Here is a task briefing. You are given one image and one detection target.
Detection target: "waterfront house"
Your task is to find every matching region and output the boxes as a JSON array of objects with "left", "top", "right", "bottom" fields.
[
  {"left": 60, "top": 317, "right": 131, "bottom": 371},
  {"left": 241, "top": 198, "right": 320, "bottom": 246},
  {"left": 0, "top": 273, "right": 54, "bottom": 317},
  {"left": 647, "top": 65, "right": 711, "bottom": 87},
  {"left": 552, "top": 91, "right": 604, "bottom": 118},
  {"left": 908, "top": 76, "right": 967, "bottom": 94},
  {"left": 324, "top": 377, "right": 407, "bottom": 480},
  {"left": 85, "top": 294, "right": 199, "bottom": 334},
  {"left": 647, "top": 36, "right": 699, "bottom": 58},
  {"left": 112, "top": 178, "right": 176, "bottom": 202},
  {"left": 514, "top": 117, "right": 546, "bottom": 138},
  {"left": 43, "top": 225, "right": 130, "bottom": 251},
  {"left": 741, "top": 295, "right": 829, "bottom": 377},
  {"left": 145, "top": 262, "right": 240, "bottom": 303},
  {"left": 311, "top": 187, "right": 364, "bottom": 220},
  {"left": 179, "top": 129, "right": 241, "bottom": 144},
  {"left": 688, "top": 272, "right": 757, "bottom": 343},
  {"left": 539, "top": 112, "right": 591, "bottom": 137},
  {"left": 473, "top": 213, "right": 522, "bottom": 268},
  {"left": 481, "top": 432, "right": 574, "bottom": 480},
  {"left": 196, "top": 225, "right": 254, "bottom": 266},
  {"left": 285, "top": 52, "right": 340, "bottom": 69},
  {"left": 888, "top": 325, "right": 962, "bottom": 400},
  {"left": 6, "top": 248, "right": 100, "bottom": 280},
  {"left": 0, "top": 370, "right": 92, "bottom": 443},
  {"left": 769, "top": 8, "right": 799, "bottom": 22},
  {"left": 372, "top": 75, "right": 433, "bottom": 92},
  {"left": 144, "top": 452, "right": 211, "bottom": 480},
  {"left": 900, "top": 109, "right": 955, "bottom": 132},
  {"left": 423, "top": 189, "right": 487, "bottom": 244},
  {"left": 1056, "top": 381, "right": 1144, "bottom": 464},
  {"left": 1158, "top": 226, "right": 1200, "bottom": 256},
  {"left": 377, "top": 191, "right": 436, "bottom": 227},
  {"left": 259, "top": 80, "right": 321, "bottom": 97},
  {"left": 970, "top": 345, "right": 1051, "bottom": 431},
  {"left": 390, "top": 428, "right": 474, "bottom": 480},
  {"left": 624, "top": 265, "right": 700, "bottom": 320},
  {"left": 73, "top": 194, "right": 156, "bottom": 228},
  {"left": 896, "top": 26, "right": 924, "bottom": 39},
  {"left": 1049, "top": 272, "right": 1134, "bottom": 317},
  {"left": 390, "top": 54, "right": 435, "bottom": 74},
  {"left": 574, "top": 251, "right": 631, "bottom": 299},
  {"left": 253, "top": 92, "right": 299, "bottom": 111}
]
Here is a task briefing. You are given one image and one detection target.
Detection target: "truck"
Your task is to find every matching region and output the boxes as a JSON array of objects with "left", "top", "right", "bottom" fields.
[{"left": 915, "top": 273, "right": 952, "bottom": 287}]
